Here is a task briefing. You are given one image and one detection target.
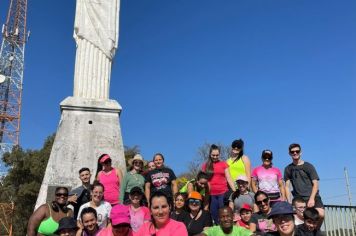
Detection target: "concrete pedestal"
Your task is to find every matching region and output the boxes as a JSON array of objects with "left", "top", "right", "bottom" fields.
[{"left": 35, "top": 96, "right": 125, "bottom": 209}]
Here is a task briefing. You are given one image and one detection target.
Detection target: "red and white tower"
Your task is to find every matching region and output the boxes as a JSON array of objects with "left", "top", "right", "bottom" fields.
[{"left": 0, "top": 0, "right": 28, "bottom": 175}]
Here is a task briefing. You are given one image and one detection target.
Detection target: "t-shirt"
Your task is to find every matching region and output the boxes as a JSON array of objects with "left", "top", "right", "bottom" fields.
[
  {"left": 229, "top": 191, "right": 255, "bottom": 213},
  {"left": 226, "top": 157, "right": 246, "bottom": 182},
  {"left": 69, "top": 185, "right": 91, "bottom": 219},
  {"left": 250, "top": 211, "right": 277, "bottom": 233},
  {"left": 295, "top": 224, "right": 324, "bottom": 236},
  {"left": 77, "top": 201, "right": 112, "bottom": 228},
  {"left": 203, "top": 225, "right": 252, "bottom": 236},
  {"left": 284, "top": 162, "right": 320, "bottom": 197},
  {"left": 129, "top": 206, "right": 151, "bottom": 232},
  {"left": 134, "top": 219, "right": 188, "bottom": 236},
  {"left": 202, "top": 161, "right": 229, "bottom": 195},
  {"left": 182, "top": 210, "right": 213, "bottom": 236},
  {"left": 251, "top": 166, "right": 282, "bottom": 194},
  {"left": 98, "top": 227, "right": 133, "bottom": 236},
  {"left": 145, "top": 167, "right": 176, "bottom": 198},
  {"left": 119, "top": 172, "right": 145, "bottom": 203},
  {"left": 171, "top": 210, "right": 189, "bottom": 223}
]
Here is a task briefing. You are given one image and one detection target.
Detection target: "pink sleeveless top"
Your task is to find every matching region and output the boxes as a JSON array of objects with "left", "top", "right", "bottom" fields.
[{"left": 98, "top": 168, "right": 120, "bottom": 205}]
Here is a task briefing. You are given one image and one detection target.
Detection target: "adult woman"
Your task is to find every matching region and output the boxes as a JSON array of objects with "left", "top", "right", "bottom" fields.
[
  {"left": 228, "top": 175, "right": 258, "bottom": 221},
  {"left": 119, "top": 154, "right": 146, "bottom": 204},
  {"left": 96, "top": 153, "right": 123, "bottom": 206},
  {"left": 226, "top": 139, "right": 251, "bottom": 187},
  {"left": 127, "top": 187, "right": 150, "bottom": 232},
  {"left": 179, "top": 171, "right": 210, "bottom": 210},
  {"left": 145, "top": 153, "right": 178, "bottom": 207},
  {"left": 171, "top": 192, "right": 188, "bottom": 222},
  {"left": 182, "top": 191, "right": 212, "bottom": 236},
  {"left": 135, "top": 191, "right": 188, "bottom": 235},
  {"left": 250, "top": 191, "right": 277, "bottom": 235},
  {"left": 202, "top": 144, "right": 235, "bottom": 224},
  {"left": 76, "top": 207, "right": 103, "bottom": 236},
  {"left": 27, "top": 187, "right": 73, "bottom": 236},
  {"left": 77, "top": 182, "right": 112, "bottom": 229},
  {"left": 251, "top": 150, "right": 285, "bottom": 205}
]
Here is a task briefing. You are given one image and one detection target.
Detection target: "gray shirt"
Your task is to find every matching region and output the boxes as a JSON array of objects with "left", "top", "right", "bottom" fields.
[{"left": 229, "top": 191, "right": 255, "bottom": 212}]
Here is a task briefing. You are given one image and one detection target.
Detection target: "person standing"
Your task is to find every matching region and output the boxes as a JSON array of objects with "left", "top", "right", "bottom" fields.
[
  {"left": 284, "top": 143, "right": 324, "bottom": 226},
  {"left": 68, "top": 168, "right": 92, "bottom": 219},
  {"left": 226, "top": 139, "right": 251, "bottom": 187},
  {"left": 251, "top": 150, "right": 285, "bottom": 205},
  {"left": 202, "top": 144, "right": 236, "bottom": 224},
  {"left": 96, "top": 154, "right": 123, "bottom": 206},
  {"left": 145, "top": 153, "right": 178, "bottom": 207}
]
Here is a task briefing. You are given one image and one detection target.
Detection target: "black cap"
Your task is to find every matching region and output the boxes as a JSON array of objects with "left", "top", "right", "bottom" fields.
[
  {"left": 231, "top": 139, "right": 244, "bottom": 149},
  {"left": 268, "top": 201, "right": 294, "bottom": 219},
  {"left": 130, "top": 186, "right": 144, "bottom": 195},
  {"left": 55, "top": 217, "right": 77, "bottom": 234},
  {"left": 262, "top": 149, "right": 273, "bottom": 159}
]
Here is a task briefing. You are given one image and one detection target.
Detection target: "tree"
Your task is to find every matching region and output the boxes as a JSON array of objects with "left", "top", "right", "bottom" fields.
[{"left": 0, "top": 134, "right": 55, "bottom": 235}]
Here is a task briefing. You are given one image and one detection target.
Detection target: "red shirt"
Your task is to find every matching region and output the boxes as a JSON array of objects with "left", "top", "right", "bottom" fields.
[{"left": 202, "top": 161, "right": 228, "bottom": 195}]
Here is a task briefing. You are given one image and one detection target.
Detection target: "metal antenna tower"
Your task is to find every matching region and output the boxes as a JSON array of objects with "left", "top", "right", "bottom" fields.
[{"left": 0, "top": 0, "right": 28, "bottom": 175}]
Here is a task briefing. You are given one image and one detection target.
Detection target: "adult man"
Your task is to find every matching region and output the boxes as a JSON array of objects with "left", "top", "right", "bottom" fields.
[
  {"left": 284, "top": 143, "right": 325, "bottom": 225},
  {"left": 68, "top": 167, "right": 91, "bottom": 218},
  {"left": 200, "top": 207, "right": 251, "bottom": 236}
]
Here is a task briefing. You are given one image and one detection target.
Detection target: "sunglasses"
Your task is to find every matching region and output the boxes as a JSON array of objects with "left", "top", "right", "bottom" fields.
[
  {"left": 256, "top": 198, "right": 269, "bottom": 205},
  {"left": 263, "top": 158, "right": 271, "bottom": 161},
  {"left": 290, "top": 150, "right": 300, "bottom": 154},
  {"left": 56, "top": 192, "right": 68, "bottom": 197},
  {"left": 133, "top": 161, "right": 143, "bottom": 165},
  {"left": 188, "top": 199, "right": 201, "bottom": 205}
]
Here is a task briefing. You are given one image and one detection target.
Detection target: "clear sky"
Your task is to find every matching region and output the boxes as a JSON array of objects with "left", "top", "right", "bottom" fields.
[{"left": 1, "top": 0, "right": 355, "bottom": 205}]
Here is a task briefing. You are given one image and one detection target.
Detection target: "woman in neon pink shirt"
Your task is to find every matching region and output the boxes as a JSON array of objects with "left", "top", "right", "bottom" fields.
[
  {"left": 201, "top": 144, "right": 236, "bottom": 224},
  {"left": 96, "top": 154, "right": 123, "bottom": 206},
  {"left": 134, "top": 191, "right": 188, "bottom": 236},
  {"left": 251, "top": 150, "right": 286, "bottom": 205}
]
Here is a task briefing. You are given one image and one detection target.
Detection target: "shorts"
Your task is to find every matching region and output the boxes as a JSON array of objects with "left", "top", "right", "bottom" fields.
[{"left": 299, "top": 195, "right": 324, "bottom": 209}]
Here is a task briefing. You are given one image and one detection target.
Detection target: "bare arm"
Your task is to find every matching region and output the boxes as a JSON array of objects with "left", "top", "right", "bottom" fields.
[
  {"left": 278, "top": 179, "right": 286, "bottom": 201},
  {"left": 187, "top": 182, "right": 194, "bottom": 194},
  {"left": 172, "top": 180, "right": 178, "bottom": 196},
  {"left": 307, "top": 179, "right": 319, "bottom": 207},
  {"left": 145, "top": 182, "right": 151, "bottom": 208},
  {"left": 251, "top": 178, "right": 258, "bottom": 193},
  {"left": 203, "top": 183, "right": 210, "bottom": 211},
  {"left": 249, "top": 222, "right": 257, "bottom": 233},
  {"left": 229, "top": 201, "right": 234, "bottom": 210},
  {"left": 225, "top": 168, "right": 236, "bottom": 192},
  {"left": 27, "top": 205, "right": 47, "bottom": 236},
  {"left": 285, "top": 179, "right": 292, "bottom": 203}
]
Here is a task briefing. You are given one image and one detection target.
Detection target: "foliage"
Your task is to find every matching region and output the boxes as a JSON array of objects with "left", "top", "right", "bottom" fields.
[
  {"left": 0, "top": 134, "right": 55, "bottom": 236},
  {"left": 186, "top": 142, "right": 230, "bottom": 179}
]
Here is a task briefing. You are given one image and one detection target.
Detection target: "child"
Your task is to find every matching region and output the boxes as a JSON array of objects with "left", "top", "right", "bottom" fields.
[
  {"left": 237, "top": 203, "right": 253, "bottom": 230},
  {"left": 292, "top": 196, "right": 306, "bottom": 226},
  {"left": 296, "top": 207, "right": 324, "bottom": 236}
]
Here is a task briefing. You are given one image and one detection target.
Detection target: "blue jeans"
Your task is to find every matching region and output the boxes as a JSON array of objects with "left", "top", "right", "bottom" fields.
[{"left": 210, "top": 193, "right": 225, "bottom": 224}]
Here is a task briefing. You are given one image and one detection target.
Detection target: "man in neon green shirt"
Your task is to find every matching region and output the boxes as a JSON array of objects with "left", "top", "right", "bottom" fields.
[{"left": 201, "top": 207, "right": 252, "bottom": 236}]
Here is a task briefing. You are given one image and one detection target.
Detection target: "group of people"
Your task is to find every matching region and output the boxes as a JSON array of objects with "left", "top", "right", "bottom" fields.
[{"left": 27, "top": 139, "right": 325, "bottom": 236}]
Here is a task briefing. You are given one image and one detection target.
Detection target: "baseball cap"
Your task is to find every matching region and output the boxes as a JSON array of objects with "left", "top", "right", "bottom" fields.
[
  {"left": 188, "top": 191, "right": 202, "bottom": 201},
  {"left": 268, "top": 201, "right": 294, "bottom": 219},
  {"left": 262, "top": 150, "right": 273, "bottom": 159},
  {"left": 55, "top": 217, "right": 77, "bottom": 234},
  {"left": 239, "top": 203, "right": 252, "bottom": 213},
  {"left": 236, "top": 175, "right": 249, "bottom": 182},
  {"left": 110, "top": 204, "right": 130, "bottom": 225}
]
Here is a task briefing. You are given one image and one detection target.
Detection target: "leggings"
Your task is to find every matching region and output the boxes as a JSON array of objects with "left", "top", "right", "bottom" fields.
[{"left": 210, "top": 193, "right": 225, "bottom": 224}]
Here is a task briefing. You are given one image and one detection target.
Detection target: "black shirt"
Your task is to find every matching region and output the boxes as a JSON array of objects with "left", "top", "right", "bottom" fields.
[{"left": 182, "top": 210, "right": 213, "bottom": 236}]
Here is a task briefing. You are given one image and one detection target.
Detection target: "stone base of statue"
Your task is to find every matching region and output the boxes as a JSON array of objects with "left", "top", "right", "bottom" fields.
[{"left": 35, "top": 96, "right": 125, "bottom": 209}]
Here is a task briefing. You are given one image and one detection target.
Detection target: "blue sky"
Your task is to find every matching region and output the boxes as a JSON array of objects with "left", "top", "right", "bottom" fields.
[{"left": 1, "top": 0, "right": 355, "bottom": 205}]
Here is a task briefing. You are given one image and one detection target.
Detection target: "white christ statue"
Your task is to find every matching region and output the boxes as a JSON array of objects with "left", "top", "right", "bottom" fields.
[{"left": 73, "top": 0, "right": 120, "bottom": 99}]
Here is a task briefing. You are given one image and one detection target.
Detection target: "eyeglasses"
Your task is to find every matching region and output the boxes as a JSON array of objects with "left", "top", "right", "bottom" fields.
[
  {"left": 188, "top": 199, "right": 201, "bottom": 205},
  {"left": 256, "top": 198, "right": 269, "bottom": 205},
  {"left": 290, "top": 150, "right": 300, "bottom": 154},
  {"left": 56, "top": 192, "right": 68, "bottom": 197}
]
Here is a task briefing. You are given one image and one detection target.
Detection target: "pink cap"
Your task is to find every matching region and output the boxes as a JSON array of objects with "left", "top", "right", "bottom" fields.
[
  {"left": 110, "top": 204, "right": 130, "bottom": 225},
  {"left": 99, "top": 154, "right": 111, "bottom": 163},
  {"left": 236, "top": 175, "right": 249, "bottom": 182}
]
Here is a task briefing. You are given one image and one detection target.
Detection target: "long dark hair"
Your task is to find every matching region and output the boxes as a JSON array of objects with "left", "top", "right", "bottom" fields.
[
  {"left": 205, "top": 144, "right": 220, "bottom": 177},
  {"left": 95, "top": 153, "right": 110, "bottom": 178},
  {"left": 231, "top": 139, "right": 244, "bottom": 163}
]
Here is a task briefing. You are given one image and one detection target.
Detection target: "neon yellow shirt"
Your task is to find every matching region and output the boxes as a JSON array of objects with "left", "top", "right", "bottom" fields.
[{"left": 227, "top": 157, "right": 246, "bottom": 182}]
